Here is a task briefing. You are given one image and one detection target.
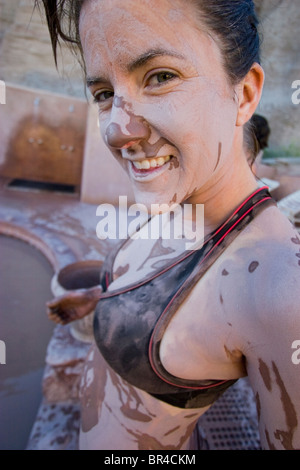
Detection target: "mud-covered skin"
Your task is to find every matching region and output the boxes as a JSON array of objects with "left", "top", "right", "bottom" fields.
[
  {"left": 208, "top": 208, "right": 300, "bottom": 450},
  {"left": 47, "top": 286, "right": 102, "bottom": 325},
  {"left": 81, "top": 0, "right": 262, "bottom": 216},
  {"left": 93, "top": 188, "right": 272, "bottom": 406},
  {"left": 79, "top": 201, "right": 300, "bottom": 450},
  {"left": 79, "top": 346, "right": 210, "bottom": 450},
  {"left": 78, "top": 0, "right": 300, "bottom": 451}
]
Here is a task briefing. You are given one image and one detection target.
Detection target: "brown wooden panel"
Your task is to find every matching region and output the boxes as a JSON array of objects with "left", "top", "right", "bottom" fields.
[{"left": 0, "top": 85, "right": 88, "bottom": 186}]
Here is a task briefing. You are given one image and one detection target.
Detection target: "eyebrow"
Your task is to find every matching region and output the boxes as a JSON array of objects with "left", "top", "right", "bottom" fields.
[
  {"left": 86, "top": 76, "right": 109, "bottom": 88},
  {"left": 86, "top": 48, "right": 185, "bottom": 88},
  {"left": 127, "top": 48, "right": 185, "bottom": 72}
]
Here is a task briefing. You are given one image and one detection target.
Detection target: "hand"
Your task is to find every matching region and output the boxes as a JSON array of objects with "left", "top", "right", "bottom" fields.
[{"left": 46, "top": 285, "right": 103, "bottom": 325}]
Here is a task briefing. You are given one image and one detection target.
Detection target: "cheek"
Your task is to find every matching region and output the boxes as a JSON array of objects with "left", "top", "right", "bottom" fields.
[
  {"left": 148, "top": 86, "right": 235, "bottom": 150},
  {"left": 190, "top": 89, "right": 237, "bottom": 155},
  {"left": 138, "top": 101, "right": 192, "bottom": 151},
  {"left": 99, "top": 119, "right": 109, "bottom": 148}
]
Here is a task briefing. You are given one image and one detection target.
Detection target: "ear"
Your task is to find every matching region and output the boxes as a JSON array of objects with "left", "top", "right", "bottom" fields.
[{"left": 236, "top": 63, "right": 265, "bottom": 127}]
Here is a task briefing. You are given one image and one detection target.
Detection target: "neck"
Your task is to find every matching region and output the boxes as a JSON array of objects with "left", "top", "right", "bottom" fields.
[{"left": 186, "top": 150, "right": 258, "bottom": 236}]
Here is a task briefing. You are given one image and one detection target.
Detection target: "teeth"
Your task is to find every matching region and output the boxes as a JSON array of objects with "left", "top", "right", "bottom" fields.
[
  {"left": 133, "top": 155, "right": 171, "bottom": 170},
  {"left": 156, "top": 157, "right": 165, "bottom": 167},
  {"left": 141, "top": 160, "right": 150, "bottom": 170}
]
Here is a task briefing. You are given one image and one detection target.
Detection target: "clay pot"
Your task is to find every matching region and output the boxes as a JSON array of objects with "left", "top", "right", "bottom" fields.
[{"left": 51, "top": 260, "right": 103, "bottom": 343}]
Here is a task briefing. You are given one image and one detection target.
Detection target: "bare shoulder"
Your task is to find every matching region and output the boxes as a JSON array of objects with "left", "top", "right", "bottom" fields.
[
  {"left": 244, "top": 204, "right": 300, "bottom": 321},
  {"left": 226, "top": 205, "right": 300, "bottom": 450},
  {"left": 235, "top": 203, "right": 300, "bottom": 356},
  {"left": 221, "top": 204, "right": 300, "bottom": 326}
]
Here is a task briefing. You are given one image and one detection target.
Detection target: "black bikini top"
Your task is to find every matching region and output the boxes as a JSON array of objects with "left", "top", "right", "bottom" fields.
[{"left": 94, "top": 187, "right": 275, "bottom": 409}]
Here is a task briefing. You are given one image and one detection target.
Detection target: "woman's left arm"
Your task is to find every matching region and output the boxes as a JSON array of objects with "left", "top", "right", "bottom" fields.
[{"left": 245, "top": 251, "right": 300, "bottom": 450}]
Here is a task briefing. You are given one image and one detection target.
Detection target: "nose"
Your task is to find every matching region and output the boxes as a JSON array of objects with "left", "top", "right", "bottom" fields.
[{"left": 105, "top": 106, "right": 150, "bottom": 149}]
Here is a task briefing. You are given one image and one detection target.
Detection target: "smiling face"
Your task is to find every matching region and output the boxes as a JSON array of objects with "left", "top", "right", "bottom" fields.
[{"left": 80, "top": 0, "right": 242, "bottom": 209}]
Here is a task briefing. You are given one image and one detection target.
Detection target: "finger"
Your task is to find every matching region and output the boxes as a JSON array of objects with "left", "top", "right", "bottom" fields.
[
  {"left": 47, "top": 308, "right": 69, "bottom": 324},
  {"left": 47, "top": 313, "right": 64, "bottom": 325},
  {"left": 46, "top": 300, "right": 61, "bottom": 309}
]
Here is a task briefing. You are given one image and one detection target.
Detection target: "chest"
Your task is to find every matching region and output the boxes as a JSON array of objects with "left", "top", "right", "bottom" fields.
[{"left": 102, "top": 228, "right": 248, "bottom": 383}]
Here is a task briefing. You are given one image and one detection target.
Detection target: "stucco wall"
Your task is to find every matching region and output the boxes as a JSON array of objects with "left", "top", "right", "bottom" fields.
[
  {"left": 0, "top": 0, "right": 84, "bottom": 97},
  {"left": 256, "top": 0, "right": 300, "bottom": 152}
]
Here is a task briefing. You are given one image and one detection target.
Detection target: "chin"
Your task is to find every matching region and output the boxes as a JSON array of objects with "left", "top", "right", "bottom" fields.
[{"left": 132, "top": 191, "right": 176, "bottom": 215}]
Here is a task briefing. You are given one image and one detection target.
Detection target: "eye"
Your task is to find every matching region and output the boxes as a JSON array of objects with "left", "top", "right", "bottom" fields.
[
  {"left": 147, "top": 71, "right": 178, "bottom": 87},
  {"left": 93, "top": 90, "right": 114, "bottom": 104}
]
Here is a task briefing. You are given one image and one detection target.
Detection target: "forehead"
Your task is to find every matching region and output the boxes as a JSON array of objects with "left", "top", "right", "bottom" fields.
[
  {"left": 79, "top": 0, "right": 207, "bottom": 69},
  {"left": 80, "top": 0, "right": 197, "bottom": 31}
]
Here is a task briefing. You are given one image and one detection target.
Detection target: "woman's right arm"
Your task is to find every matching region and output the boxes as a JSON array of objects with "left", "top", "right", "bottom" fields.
[{"left": 46, "top": 285, "right": 103, "bottom": 325}]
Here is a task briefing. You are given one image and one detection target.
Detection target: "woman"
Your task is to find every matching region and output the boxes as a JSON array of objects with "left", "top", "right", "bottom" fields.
[{"left": 40, "top": 0, "right": 300, "bottom": 450}]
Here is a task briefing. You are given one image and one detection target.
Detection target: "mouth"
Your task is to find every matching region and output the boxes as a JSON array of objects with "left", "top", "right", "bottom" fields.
[
  {"left": 132, "top": 155, "right": 172, "bottom": 171},
  {"left": 130, "top": 156, "right": 176, "bottom": 182}
]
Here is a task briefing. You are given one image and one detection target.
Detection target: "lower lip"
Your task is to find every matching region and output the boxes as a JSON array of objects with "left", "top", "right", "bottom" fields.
[{"left": 129, "top": 158, "right": 174, "bottom": 181}]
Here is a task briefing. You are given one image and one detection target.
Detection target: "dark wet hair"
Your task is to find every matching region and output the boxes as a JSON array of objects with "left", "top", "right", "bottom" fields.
[
  {"left": 245, "top": 114, "right": 271, "bottom": 167},
  {"left": 35, "top": 0, "right": 83, "bottom": 67},
  {"left": 193, "top": 0, "right": 261, "bottom": 85},
  {"left": 251, "top": 114, "right": 270, "bottom": 150},
  {"left": 36, "top": 0, "right": 261, "bottom": 84}
]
